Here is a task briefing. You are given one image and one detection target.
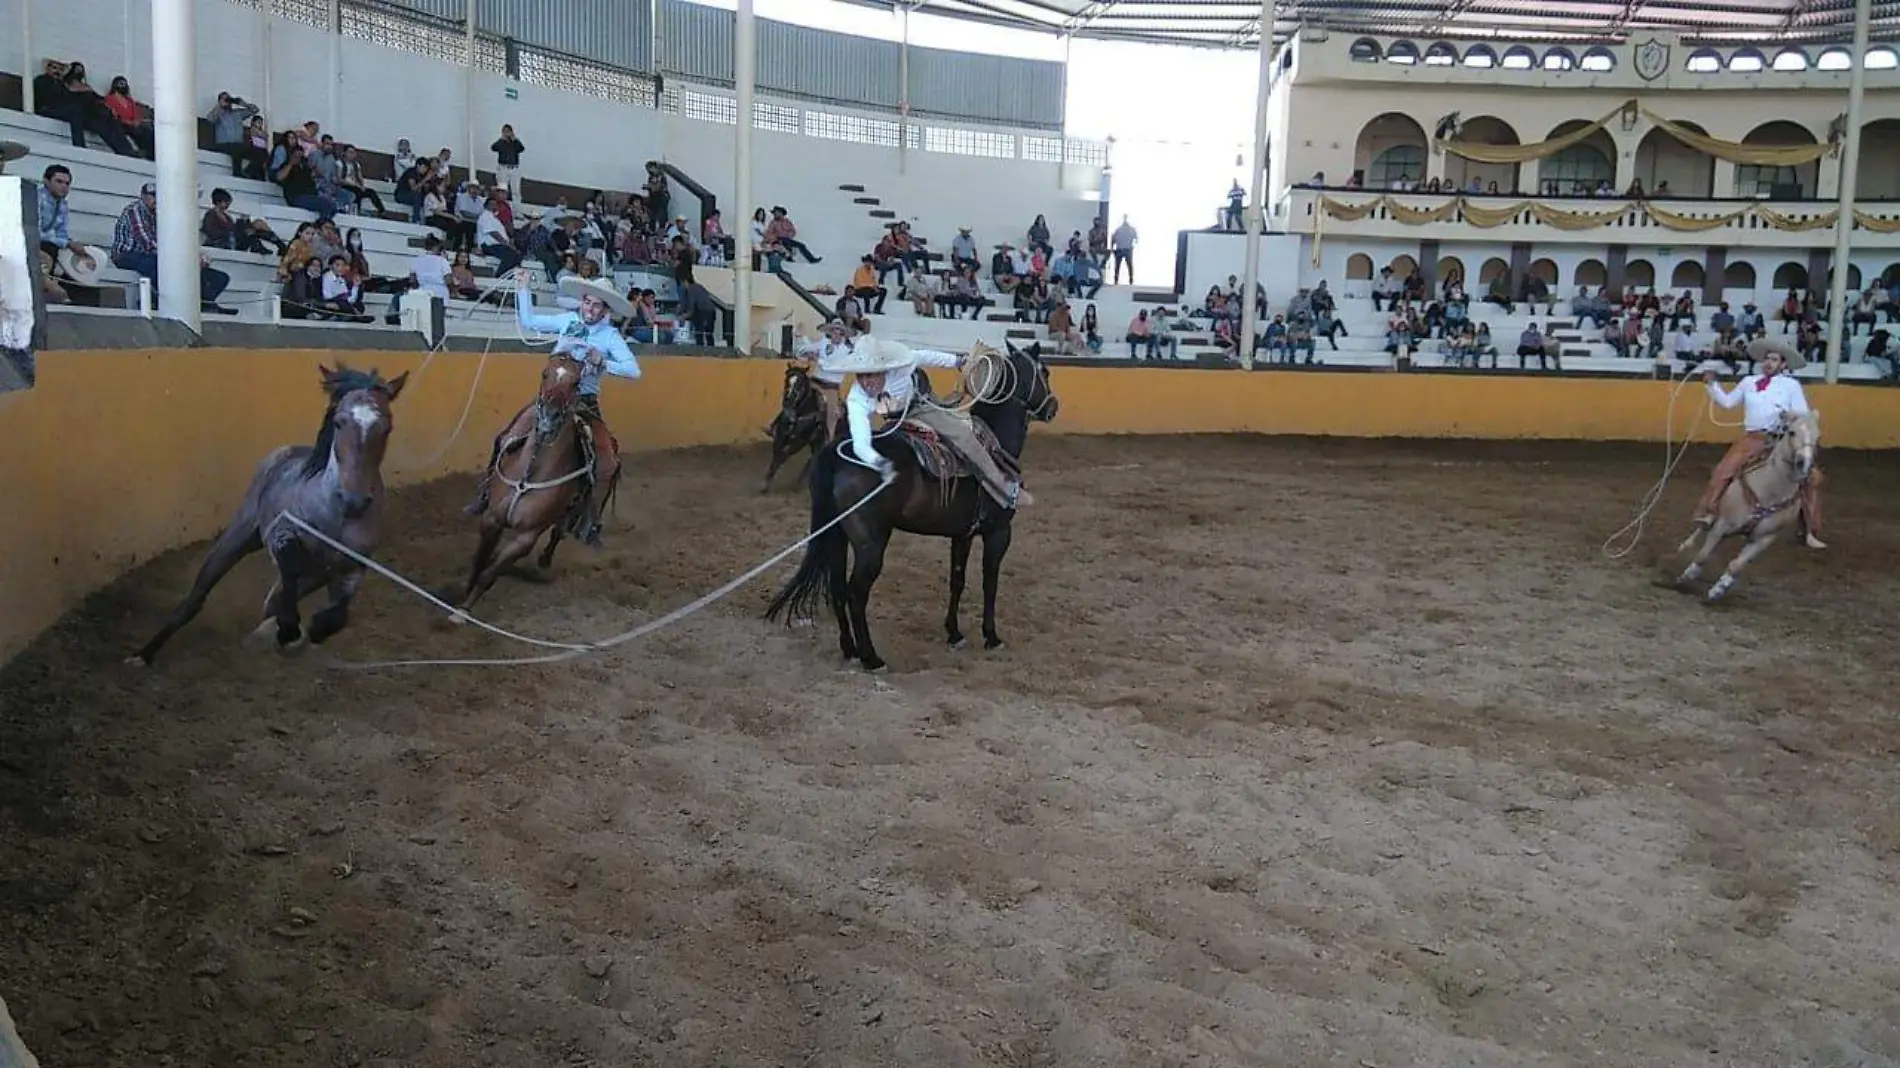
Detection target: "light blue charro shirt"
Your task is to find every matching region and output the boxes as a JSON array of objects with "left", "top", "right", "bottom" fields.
[{"left": 516, "top": 285, "right": 640, "bottom": 397}]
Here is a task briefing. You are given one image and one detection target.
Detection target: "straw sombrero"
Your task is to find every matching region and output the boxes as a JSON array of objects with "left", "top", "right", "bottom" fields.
[
  {"left": 57, "top": 246, "right": 104, "bottom": 286},
  {"left": 0, "top": 140, "right": 27, "bottom": 168},
  {"left": 556, "top": 275, "right": 633, "bottom": 317},
  {"left": 819, "top": 336, "right": 918, "bottom": 376}
]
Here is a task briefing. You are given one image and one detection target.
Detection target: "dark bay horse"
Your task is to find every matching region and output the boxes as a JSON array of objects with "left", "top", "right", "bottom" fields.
[
  {"left": 765, "top": 341, "right": 1059, "bottom": 672},
  {"left": 454, "top": 354, "right": 598, "bottom": 617},
  {"left": 127, "top": 363, "right": 408, "bottom": 665},
  {"left": 760, "top": 362, "right": 828, "bottom": 494}
]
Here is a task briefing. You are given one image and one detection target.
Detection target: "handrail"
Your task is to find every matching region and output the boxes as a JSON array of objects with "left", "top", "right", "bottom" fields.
[
  {"left": 651, "top": 161, "right": 717, "bottom": 235},
  {"left": 771, "top": 268, "right": 837, "bottom": 322}
]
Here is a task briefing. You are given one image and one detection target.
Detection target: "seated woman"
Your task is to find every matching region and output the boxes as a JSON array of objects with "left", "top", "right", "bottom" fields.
[{"left": 101, "top": 76, "right": 156, "bottom": 158}]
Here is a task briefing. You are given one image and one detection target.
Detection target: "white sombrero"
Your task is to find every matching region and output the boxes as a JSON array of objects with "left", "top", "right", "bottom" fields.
[
  {"left": 556, "top": 275, "right": 633, "bottom": 317},
  {"left": 57, "top": 246, "right": 104, "bottom": 286},
  {"left": 818, "top": 335, "right": 918, "bottom": 376}
]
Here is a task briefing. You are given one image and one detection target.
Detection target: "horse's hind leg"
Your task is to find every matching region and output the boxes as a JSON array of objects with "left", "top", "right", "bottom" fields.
[
  {"left": 979, "top": 521, "right": 1014, "bottom": 651},
  {"left": 537, "top": 525, "right": 564, "bottom": 570},
  {"left": 129, "top": 522, "right": 264, "bottom": 666},
  {"left": 1707, "top": 530, "right": 1780, "bottom": 602},
  {"left": 845, "top": 534, "right": 890, "bottom": 672},
  {"left": 307, "top": 568, "right": 365, "bottom": 645},
  {"left": 456, "top": 522, "right": 507, "bottom": 613},
  {"left": 761, "top": 440, "right": 792, "bottom": 494},
  {"left": 944, "top": 534, "right": 973, "bottom": 649},
  {"left": 1676, "top": 523, "right": 1728, "bottom": 590}
]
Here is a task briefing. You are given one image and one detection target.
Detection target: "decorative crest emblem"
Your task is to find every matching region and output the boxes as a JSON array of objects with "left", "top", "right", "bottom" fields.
[{"left": 1632, "top": 37, "right": 1670, "bottom": 81}]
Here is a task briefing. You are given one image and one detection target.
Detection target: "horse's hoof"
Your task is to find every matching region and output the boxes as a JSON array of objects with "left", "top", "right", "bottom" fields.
[
  {"left": 278, "top": 635, "right": 309, "bottom": 655},
  {"left": 948, "top": 637, "right": 966, "bottom": 650},
  {"left": 446, "top": 610, "right": 471, "bottom": 627},
  {"left": 983, "top": 638, "right": 1006, "bottom": 652},
  {"left": 244, "top": 619, "right": 278, "bottom": 650},
  {"left": 863, "top": 662, "right": 888, "bottom": 675},
  {"left": 123, "top": 655, "right": 149, "bottom": 668}
]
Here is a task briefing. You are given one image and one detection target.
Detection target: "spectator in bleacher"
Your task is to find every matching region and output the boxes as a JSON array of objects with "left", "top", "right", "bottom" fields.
[
  {"left": 1024, "top": 215, "right": 1053, "bottom": 259},
  {"left": 273, "top": 141, "right": 341, "bottom": 221},
  {"left": 319, "top": 255, "right": 370, "bottom": 321},
  {"left": 337, "top": 146, "right": 387, "bottom": 217},
  {"left": 764, "top": 207, "right": 820, "bottom": 264},
  {"left": 1473, "top": 323, "right": 1498, "bottom": 367},
  {"left": 1516, "top": 322, "right": 1551, "bottom": 369},
  {"left": 1315, "top": 304, "right": 1346, "bottom": 351},
  {"left": 905, "top": 270, "right": 939, "bottom": 318},
  {"left": 949, "top": 228, "right": 980, "bottom": 273},
  {"left": 39, "top": 60, "right": 143, "bottom": 158},
  {"left": 35, "top": 165, "right": 101, "bottom": 284},
  {"left": 276, "top": 222, "right": 317, "bottom": 281},
  {"left": 394, "top": 138, "right": 417, "bottom": 176},
  {"left": 1127, "top": 309, "right": 1158, "bottom": 360},
  {"left": 1484, "top": 273, "right": 1515, "bottom": 314},
  {"left": 207, "top": 92, "right": 266, "bottom": 179},
  {"left": 200, "top": 188, "right": 286, "bottom": 256},
  {"left": 395, "top": 158, "right": 433, "bottom": 223},
  {"left": 1709, "top": 301, "right": 1735, "bottom": 336},
  {"left": 1260, "top": 316, "right": 1289, "bottom": 362},
  {"left": 282, "top": 256, "right": 327, "bottom": 319},
  {"left": 1109, "top": 216, "right": 1137, "bottom": 285},
  {"left": 309, "top": 220, "right": 347, "bottom": 269},
  {"left": 1571, "top": 285, "right": 1610, "bottom": 330},
  {"left": 448, "top": 252, "right": 482, "bottom": 302},
  {"left": 489, "top": 124, "right": 525, "bottom": 201},
  {"left": 476, "top": 196, "right": 520, "bottom": 274},
  {"left": 849, "top": 257, "right": 888, "bottom": 314},
  {"left": 1081, "top": 304, "right": 1102, "bottom": 353},
  {"left": 641, "top": 163, "right": 671, "bottom": 224},
  {"left": 405, "top": 234, "right": 452, "bottom": 303},
  {"left": 102, "top": 76, "right": 157, "bottom": 159},
  {"left": 1671, "top": 322, "right": 1699, "bottom": 367},
  {"left": 110, "top": 183, "right": 236, "bottom": 314},
  {"left": 1088, "top": 217, "right": 1109, "bottom": 266},
  {"left": 308, "top": 135, "right": 357, "bottom": 213},
  {"left": 701, "top": 209, "right": 735, "bottom": 262},
  {"left": 1671, "top": 289, "right": 1697, "bottom": 331},
  {"left": 624, "top": 288, "right": 657, "bottom": 344},
  {"left": 423, "top": 180, "right": 469, "bottom": 251},
  {"left": 1154, "top": 309, "right": 1181, "bottom": 359},
  {"left": 1047, "top": 298, "right": 1083, "bottom": 353},
  {"left": 1736, "top": 301, "right": 1764, "bottom": 337},
  {"left": 431, "top": 148, "right": 454, "bottom": 182}
]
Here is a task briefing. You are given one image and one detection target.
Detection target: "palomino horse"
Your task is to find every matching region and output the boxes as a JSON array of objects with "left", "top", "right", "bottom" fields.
[
  {"left": 127, "top": 363, "right": 408, "bottom": 665},
  {"left": 760, "top": 362, "right": 832, "bottom": 494},
  {"left": 766, "top": 341, "right": 1059, "bottom": 672},
  {"left": 1675, "top": 409, "right": 1821, "bottom": 602},
  {"left": 455, "top": 353, "right": 604, "bottom": 615}
]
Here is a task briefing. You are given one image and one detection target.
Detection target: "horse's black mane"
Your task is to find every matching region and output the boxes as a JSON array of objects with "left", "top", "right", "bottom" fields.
[{"left": 302, "top": 368, "right": 386, "bottom": 479}]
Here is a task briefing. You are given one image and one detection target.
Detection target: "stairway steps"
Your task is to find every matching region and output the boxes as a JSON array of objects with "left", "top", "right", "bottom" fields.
[
  {"left": 851, "top": 196, "right": 880, "bottom": 205},
  {"left": 868, "top": 209, "right": 896, "bottom": 219},
  {"left": 1132, "top": 290, "right": 1180, "bottom": 303},
  {"left": 838, "top": 183, "right": 866, "bottom": 193}
]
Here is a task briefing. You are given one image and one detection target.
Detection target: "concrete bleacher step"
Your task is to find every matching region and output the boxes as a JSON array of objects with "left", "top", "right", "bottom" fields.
[
  {"left": 851, "top": 197, "right": 880, "bottom": 205},
  {"left": 868, "top": 209, "right": 896, "bottom": 219},
  {"left": 838, "top": 184, "right": 867, "bottom": 193}
]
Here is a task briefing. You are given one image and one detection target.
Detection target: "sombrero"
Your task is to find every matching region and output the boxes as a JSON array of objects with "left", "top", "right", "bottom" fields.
[
  {"left": 0, "top": 140, "right": 27, "bottom": 165},
  {"left": 818, "top": 336, "right": 917, "bottom": 376},
  {"left": 557, "top": 275, "right": 633, "bottom": 317},
  {"left": 58, "top": 246, "right": 104, "bottom": 286}
]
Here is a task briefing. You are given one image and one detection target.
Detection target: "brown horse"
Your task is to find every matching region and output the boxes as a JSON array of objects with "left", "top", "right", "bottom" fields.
[
  {"left": 127, "top": 363, "right": 408, "bottom": 665},
  {"left": 454, "top": 354, "right": 603, "bottom": 616}
]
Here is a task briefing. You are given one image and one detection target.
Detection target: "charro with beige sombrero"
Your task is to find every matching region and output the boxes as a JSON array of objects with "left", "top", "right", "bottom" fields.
[
  {"left": 823, "top": 330, "right": 1033, "bottom": 509},
  {"left": 463, "top": 267, "right": 644, "bottom": 547}
]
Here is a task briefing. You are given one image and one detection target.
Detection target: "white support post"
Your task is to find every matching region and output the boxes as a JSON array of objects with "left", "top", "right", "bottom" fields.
[
  {"left": 20, "top": 0, "right": 32, "bottom": 114},
  {"left": 733, "top": 0, "right": 756, "bottom": 353},
  {"left": 464, "top": 0, "right": 478, "bottom": 174},
  {"left": 153, "top": 0, "right": 202, "bottom": 330},
  {"left": 898, "top": 8, "right": 910, "bottom": 177},
  {"left": 1823, "top": 0, "right": 1870, "bottom": 384},
  {"left": 1237, "top": 0, "right": 1275, "bottom": 370},
  {"left": 259, "top": 5, "right": 273, "bottom": 124},
  {"left": 328, "top": 0, "right": 341, "bottom": 133}
]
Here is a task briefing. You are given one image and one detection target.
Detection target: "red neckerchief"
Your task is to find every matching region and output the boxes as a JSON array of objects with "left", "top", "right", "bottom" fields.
[{"left": 1755, "top": 371, "right": 1777, "bottom": 393}]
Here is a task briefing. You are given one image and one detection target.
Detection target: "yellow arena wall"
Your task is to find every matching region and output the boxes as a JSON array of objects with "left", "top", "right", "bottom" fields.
[{"left": 5, "top": 347, "right": 1900, "bottom": 664}]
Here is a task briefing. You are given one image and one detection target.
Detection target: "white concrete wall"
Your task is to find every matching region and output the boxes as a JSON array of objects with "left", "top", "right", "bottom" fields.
[{"left": 1180, "top": 231, "right": 1304, "bottom": 304}]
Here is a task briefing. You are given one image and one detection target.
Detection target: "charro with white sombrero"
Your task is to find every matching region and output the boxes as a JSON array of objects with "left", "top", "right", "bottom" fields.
[
  {"left": 822, "top": 324, "right": 1033, "bottom": 509},
  {"left": 464, "top": 267, "right": 641, "bottom": 547}
]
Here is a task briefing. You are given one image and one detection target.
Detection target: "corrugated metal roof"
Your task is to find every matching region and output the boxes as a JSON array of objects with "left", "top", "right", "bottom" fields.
[{"left": 838, "top": 0, "right": 1900, "bottom": 48}]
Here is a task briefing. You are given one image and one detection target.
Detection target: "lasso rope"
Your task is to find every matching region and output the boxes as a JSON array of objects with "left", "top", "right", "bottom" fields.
[
  {"left": 273, "top": 465, "right": 895, "bottom": 670},
  {"left": 1600, "top": 360, "right": 1747, "bottom": 560}
]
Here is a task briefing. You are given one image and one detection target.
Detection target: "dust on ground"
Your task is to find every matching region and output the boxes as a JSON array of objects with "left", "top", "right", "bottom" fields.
[{"left": 4, "top": 434, "right": 1899, "bottom": 1068}]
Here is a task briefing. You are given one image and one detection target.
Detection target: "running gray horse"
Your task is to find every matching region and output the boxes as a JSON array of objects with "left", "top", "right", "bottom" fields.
[{"left": 127, "top": 362, "right": 408, "bottom": 665}]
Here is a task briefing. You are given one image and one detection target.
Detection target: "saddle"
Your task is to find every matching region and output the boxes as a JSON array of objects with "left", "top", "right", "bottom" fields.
[{"left": 891, "top": 417, "right": 1017, "bottom": 483}]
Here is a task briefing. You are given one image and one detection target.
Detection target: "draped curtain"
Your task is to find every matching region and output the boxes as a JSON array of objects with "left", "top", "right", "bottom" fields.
[
  {"left": 1433, "top": 99, "right": 1838, "bottom": 168},
  {"left": 1315, "top": 195, "right": 1894, "bottom": 234}
]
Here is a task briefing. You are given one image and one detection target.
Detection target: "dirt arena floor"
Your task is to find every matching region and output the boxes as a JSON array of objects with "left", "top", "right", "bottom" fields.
[{"left": 3, "top": 433, "right": 1899, "bottom": 1068}]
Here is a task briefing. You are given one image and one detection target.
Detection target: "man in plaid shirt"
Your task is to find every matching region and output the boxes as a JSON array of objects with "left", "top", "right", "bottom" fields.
[{"left": 111, "top": 182, "right": 237, "bottom": 315}]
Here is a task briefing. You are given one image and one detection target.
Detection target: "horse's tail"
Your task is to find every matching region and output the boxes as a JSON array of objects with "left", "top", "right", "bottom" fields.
[{"left": 765, "top": 441, "right": 848, "bottom": 626}]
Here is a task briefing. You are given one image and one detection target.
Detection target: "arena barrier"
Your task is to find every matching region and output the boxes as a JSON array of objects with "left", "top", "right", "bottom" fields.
[{"left": 6, "top": 347, "right": 1900, "bottom": 663}]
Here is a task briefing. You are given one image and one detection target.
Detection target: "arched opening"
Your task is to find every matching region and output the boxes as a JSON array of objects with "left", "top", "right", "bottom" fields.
[
  {"left": 1868, "top": 47, "right": 1898, "bottom": 70},
  {"left": 1434, "top": 254, "right": 1467, "bottom": 288},
  {"left": 1771, "top": 48, "right": 1810, "bottom": 71},
  {"left": 1355, "top": 113, "right": 1429, "bottom": 189},
  {"left": 1542, "top": 47, "right": 1576, "bottom": 71},
  {"left": 1581, "top": 47, "right": 1616, "bottom": 72},
  {"left": 1349, "top": 38, "right": 1382, "bottom": 62},
  {"left": 1686, "top": 48, "right": 1722, "bottom": 73},
  {"left": 1478, "top": 257, "right": 1510, "bottom": 285},
  {"left": 1625, "top": 259, "right": 1656, "bottom": 288},
  {"left": 1723, "top": 261, "right": 1757, "bottom": 290},
  {"left": 1884, "top": 263, "right": 1900, "bottom": 288},
  {"left": 1386, "top": 40, "right": 1420, "bottom": 65},
  {"left": 1635, "top": 121, "right": 1714, "bottom": 198},
  {"left": 1462, "top": 45, "right": 1497, "bottom": 68},
  {"left": 1345, "top": 253, "right": 1375, "bottom": 280},
  {"left": 1501, "top": 45, "right": 1536, "bottom": 70},
  {"left": 1816, "top": 47, "right": 1852, "bottom": 71},
  {"left": 1728, "top": 48, "right": 1766, "bottom": 72},
  {"left": 1528, "top": 257, "right": 1559, "bottom": 285},
  {"left": 1445, "top": 116, "right": 1521, "bottom": 193},
  {"left": 1575, "top": 258, "right": 1608, "bottom": 288},
  {"left": 1856, "top": 119, "right": 1900, "bottom": 200},
  {"left": 1772, "top": 261, "right": 1809, "bottom": 290},
  {"left": 1538, "top": 119, "right": 1616, "bottom": 195},
  {"left": 1424, "top": 42, "right": 1458, "bottom": 66},
  {"left": 1670, "top": 260, "right": 1705, "bottom": 290},
  {"left": 1738, "top": 121, "right": 1820, "bottom": 198},
  {"left": 1388, "top": 254, "right": 1419, "bottom": 278},
  {"left": 1829, "top": 264, "right": 1864, "bottom": 291}
]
